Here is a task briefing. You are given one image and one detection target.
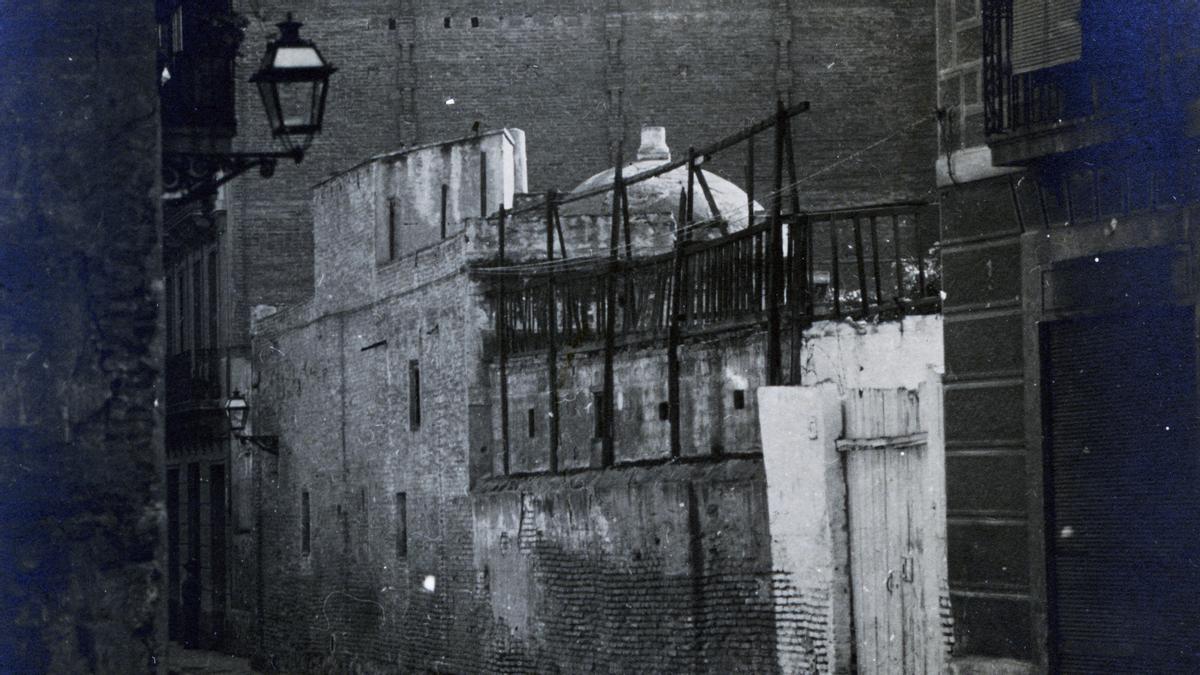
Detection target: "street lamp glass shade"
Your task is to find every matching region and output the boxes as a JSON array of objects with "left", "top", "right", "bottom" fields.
[
  {"left": 250, "top": 14, "right": 335, "bottom": 149},
  {"left": 224, "top": 391, "right": 249, "bottom": 433}
]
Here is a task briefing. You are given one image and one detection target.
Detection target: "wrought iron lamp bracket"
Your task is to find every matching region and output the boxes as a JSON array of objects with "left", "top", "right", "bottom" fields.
[
  {"left": 163, "top": 148, "right": 304, "bottom": 205},
  {"left": 234, "top": 432, "right": 279, "bottom": 455}
]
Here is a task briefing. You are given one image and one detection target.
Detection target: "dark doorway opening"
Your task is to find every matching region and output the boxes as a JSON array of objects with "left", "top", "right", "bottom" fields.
[
  {"left": 166, "top": 467, "right": 180, "bottom": 641},
  {"left": 1042, "top": 304, "right": 1200, "bottom": 672},
  {"left": 183, "top": 462, "right": 202, "bottom": 649}
]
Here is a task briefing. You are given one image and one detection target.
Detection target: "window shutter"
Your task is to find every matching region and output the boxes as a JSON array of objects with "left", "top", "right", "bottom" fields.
[{"left": 1011, "top": 0, "right": 1081, "bottom": 74}]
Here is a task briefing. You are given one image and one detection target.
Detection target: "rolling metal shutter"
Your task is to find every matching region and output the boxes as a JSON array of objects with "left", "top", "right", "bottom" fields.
[
  {"left": 1043, "top": 305, "right": 1200, "bottom": 673},
  {"left": 1011, "top": 0, "right": 1082, "bottom": 74}
]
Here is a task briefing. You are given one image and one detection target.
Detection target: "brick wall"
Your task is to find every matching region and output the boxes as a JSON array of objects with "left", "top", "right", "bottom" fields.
[
  {"left": 479, "top": 315, "right": 943, "bottom": 671},
  {"left": 934, "top": 0, "right": 1036, "bottom": 665},
  {"left": 494, "top": 315, "right": 943, "bottom": 475},
  {"left": 0, "top": 2, "right": 162, "bottom": 671},
  {"left": 245, "top": 267, "right": 483, "bottom": 670},
  {"left": 937, "top": 0, "right": 985, "bottom": 151},
  {"left": 237, "top": 142, "right": 493, "bottom": 670},
  {"left": 473, "top": 461, "right": 777, "bottom": 672}
]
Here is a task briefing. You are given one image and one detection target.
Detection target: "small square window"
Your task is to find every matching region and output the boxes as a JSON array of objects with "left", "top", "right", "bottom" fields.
[
  {"left": 658, "top": 401, "right": 670, "bottom": 421},
  {"left": 443, "top": 17, "right": 451, "bottom": 28},
  {"left": 470, "top": 16, "right": 480, "bottom": 28},
  {"left": 733, "top": 389, "right": 746, "bottom": 410},
  {"left": 388, "top": 18, "right": 397, "bottom": 30}
]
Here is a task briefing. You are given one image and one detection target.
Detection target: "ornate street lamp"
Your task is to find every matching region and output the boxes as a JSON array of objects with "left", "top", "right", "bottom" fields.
[
  {"left": 224, "top": 390, "right": 279, "bottom": 454},
  {"left": 251, "top": 13, "right": 335, "bottom": 155},
  {"left": 163, "top": 13, "right": 336, "bottom": 203}
]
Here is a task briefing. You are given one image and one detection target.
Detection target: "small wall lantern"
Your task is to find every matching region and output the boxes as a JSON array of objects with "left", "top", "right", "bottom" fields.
[{"left": 224, "top": 390, "right": 279, "bottom": 454}]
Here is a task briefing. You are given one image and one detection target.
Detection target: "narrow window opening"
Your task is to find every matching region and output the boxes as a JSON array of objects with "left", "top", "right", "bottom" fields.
[
  {"left": 207, "top": 250, "right": 218, "bottom": 359},
  {"left": 471, "top": 16, "right": 480, "bottom": 28},
  {"left": 171, "top": 5, "right": 183, "bottom": 53},
  {"left": 443, "top": 16, "right": 451, "bottom": 28},
  {"left": 440, "top": 184, "right": 449, "bottom": 239},
  {"left": 396, "top": 492, "right": 408, "bottom": 558},
  {"left": 301, "top": 491, "right": 311, "bottom": 555},
  {"left": 527, "top": 408, "right": 536, "bottom": 438},
  {"left": 592, "top": 392, "right": 605, "bottom": 439},
  {"left": 387, "top": 197, "right": 398, "bottom": 260},
  {"left": 408, "top": 360, "right": 421, "bottom": 430},
  {"left": 479, "top": 151, "right": 488, "bottom": 217},
  {"left": 166, "top": 274, "right": 175, "bottom": 354},
  {"left": 733, "top": 389, "right": 746, "bottom": 410},
  {"left": 388, "top": 17, "right": 397, "bottom": 30},
  {"left": 658, "top": 401, "right": 670, "bottom": 421},
  {"left": 191, "top": 260, "right": 202, "bottom": 351}
]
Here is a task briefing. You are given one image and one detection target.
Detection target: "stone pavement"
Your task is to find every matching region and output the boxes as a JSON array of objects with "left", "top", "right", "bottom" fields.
[{"left": 160, "top": 642, "right": 260, "bottom": 674}]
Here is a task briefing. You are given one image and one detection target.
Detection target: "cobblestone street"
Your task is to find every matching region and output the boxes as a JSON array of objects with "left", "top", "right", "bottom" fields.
[{"left": 162, "top": 643, "right": 259, "bottom": 675}]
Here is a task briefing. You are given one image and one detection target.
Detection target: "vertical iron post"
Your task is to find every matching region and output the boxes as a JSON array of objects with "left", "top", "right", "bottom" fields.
[
  {"left": 602, "top": 149, "right": 623, "bottom": 468},
  {"left": 480, "top": 151, "right": 488, "bottom": 217},
  {"left": 497, "top": 205, "right": 510, "bottom": 475},
  {"left": 892, "top": 214, "right": 904, "bottom": 300},
  {"left": 687, "top": 146, "right": 696, "bottom": 230},
  {"left": 545, "top": 191, "right": 560, "bottom": 473},
  {"left": 766, "top": 99, "right": 785, "bottom": 386},
  {"left": 784, "top": 115, "right": 805, "bottom": 385},
  {"left": 788, "top": 214, "right": 809, "bottom": 385},
  {"left": 853, "top": 217, "right": 870, "bottom": 317},
  {"left": 870, "top": 216, "right": 883, "bottom": 306},
  {"left": 746, "top": 136, "right": 755, "bottom": 227},
  {"left": 830, "top": 215, "right": 842, "bottom": 317},
  {"left": 667, "top": 187, "right": 688, "bottom": 459},
  {"left": 916, "top": 207, "right": 929, "bottom": 297},
  {"left": 621, "top": 181, "right": 635, "bottom": 328}
]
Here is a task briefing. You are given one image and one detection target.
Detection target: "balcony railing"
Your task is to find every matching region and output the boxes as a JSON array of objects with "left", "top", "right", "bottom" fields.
[
  {"left": 161, "top": 51, "right": 236, "bottom": 132},
  {"left": 493, "top": 204, "right": 940, "bottom": 356},
  {"left": 165, "top": 348, "right": 223, "bottom": 408},
  {"left": 983, "top": 0, "right": 1198, "bottom": 140}
]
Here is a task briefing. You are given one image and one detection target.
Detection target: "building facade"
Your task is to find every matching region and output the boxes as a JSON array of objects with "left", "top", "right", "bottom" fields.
[
  {"left": 938, "top": 0, "right": 1200, "bottom": 671},
  {"left": 158, "top": 0, "right": 248, "bottom": 650}
]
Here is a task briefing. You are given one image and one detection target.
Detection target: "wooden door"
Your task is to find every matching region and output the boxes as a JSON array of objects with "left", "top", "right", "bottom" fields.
[{"left": 840, "top": 385, "right": 947, "bottom": 674}]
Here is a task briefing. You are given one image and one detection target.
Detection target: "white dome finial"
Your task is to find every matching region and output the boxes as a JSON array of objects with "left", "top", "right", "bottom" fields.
[{"left": 637, "top": 126, "right": 670, "bottom": 161}]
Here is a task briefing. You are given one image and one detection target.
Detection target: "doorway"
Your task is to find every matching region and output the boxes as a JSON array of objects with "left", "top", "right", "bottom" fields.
[{"left": 1042, "top": 304, "right": 1200, "bottom": 672}]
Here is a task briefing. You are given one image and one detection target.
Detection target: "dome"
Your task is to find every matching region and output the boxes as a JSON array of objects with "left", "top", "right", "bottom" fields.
[{"left": 561, "top": 127, "right": 762, "bottom": 232}]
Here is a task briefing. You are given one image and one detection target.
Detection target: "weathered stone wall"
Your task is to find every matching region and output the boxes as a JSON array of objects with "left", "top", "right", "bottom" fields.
[
  {"left": 0, "top": 2, "right": 162, "bottom": 671},
  {"left": 473, "top": 317, "right": 941, "bottom": 670},
  {"left": 473, "top": 460, "right": 777, "bottom": 673},
  {"left": 310, "top": 131, "right": 523, "bottom": 316},
  {"left": 245, "top": 267, "right": 483, "bottom": 671},
  {"left": 495, "top": 315, "right": 944, "bottom": 473}
]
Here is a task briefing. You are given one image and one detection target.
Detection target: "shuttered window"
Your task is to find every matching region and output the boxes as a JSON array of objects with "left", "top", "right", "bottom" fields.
[{"left": 1011, "top": 0, "right": 1081, "bottom": 74}]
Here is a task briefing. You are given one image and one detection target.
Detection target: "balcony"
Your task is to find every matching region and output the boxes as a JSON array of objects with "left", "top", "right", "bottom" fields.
[
  {"left": 982, "top": 0, "right": 1200, "bottom": 165},
  {"left": 166, "top": 349, "right": 223, "bottom": 410},
  {"left": 157, "top": 0, "right": 241, "bottom": 142},
  {"left": 487, "top": 203, "right": 940, "bottom": 358},
  {"left": 161, "top": 52, "right": 236, "bottom": 134}
]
